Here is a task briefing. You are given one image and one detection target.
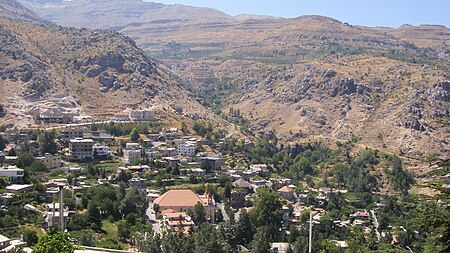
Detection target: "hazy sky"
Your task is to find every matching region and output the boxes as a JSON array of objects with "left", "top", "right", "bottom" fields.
[{"left": 149, "top": 0, "right": 450, "bottom": 28}]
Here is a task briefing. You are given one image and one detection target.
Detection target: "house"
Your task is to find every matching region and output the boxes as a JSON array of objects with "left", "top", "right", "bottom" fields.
[
  {"left": 178, "top": 142, "right": 197, "bottom": 157},
  {"left": 0, "top": 234, "right": 28, "bottom": 252},
  {"left": 129, "top": 109, "right": 155, "bottom": 121},
  {"left": 84, "top": 132, "right": 114, "bottom": 142},
  {"left": 61, "top": 128, "right": 84, "bottom": 142},
  {"left": 147, "top": 190, "right": 160, "bottom": 203},
  {"left": 69, "top": 138, "right": 94, "bottom": 160},
  {"left": 0, "top": 193, "right": 17, "bottom": 205},
  {"left": 157, "top": 147, "right": 178, "bottom": 157},
  {"left": 0, "top": 165, "right": 24, "bottom": 183},
  {"left": 123, "top": 149, "right": 141, "bottom": 163},
  {"left": 36, "top": 153, "right": 62, "bottom": 169},
  {"left": 154, "top": 189, "right": 215, "bottom": 221},
  {"left": 46, "top": 203, "right": 69, "bottom": 229},
  {"left": 250, "top": 164, "right": 270, "bottom": 176},
  {"left": 352, "top": 211, "right": 370, "bottom": 220},
  {"left": 271, "top": 243, "right": 290, "bottom": 253},
  {"left": 128, "top": 177, "right": 147, "bottom": 190},
  {"left": 200, "top": 156, "right": 225, "bottom": 171},
  {"left": 5, "top": 184, "right": 33, "bottom": 194},
  {"left": 331, "top": 240, "right": 348, "bottom": 250},
  {"left": 92, "top": 144, "right": 109, "bottom": 157},
  {"left": 232, "top": 179, "right": 253, "bottom": 192},
  {"left": 191, "top": 168, "right": 206, "bottom": 176},
  {"left": 161, "top": 211, "right": 194, "bottom": 233},
  {"left": 277, "top": 186, "right": 295, "bottom": 201}
]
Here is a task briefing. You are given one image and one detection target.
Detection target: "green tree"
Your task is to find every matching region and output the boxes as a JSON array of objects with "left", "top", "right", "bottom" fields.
[
  {"left": 251, "top": 188, "right": 283, "bottom": 237},
  {"left": 235, "top": 210, "right": 253, "bottom": 246},
  {"left": 194, "top": 223, "right": 229, "bottom": 253},
  {"left": 22, "top": 228, "right": 39, "bottom": 246},
  {"left": 18, "top": 152, "right": 34, "bottom": 169},
  {"left": 117, "top": 220, "right": 131, "bottom": 241},
  {"left": 130, "top": 128, "right": 140, "bottom": 142},
  {"left": 87, "top": 204, "right": 102, "bottom": 230},
  {"left": 0, "top": 136, "right": 5, "bottom": 151},
  {"left": 37, "top": 131, "right": 57, "bottom": 154},
  {"left": 251, "top": 226, "right": 271, "bottom": 253},
  {"left": 33, "top": 229, "right": 75, "bottom": 253},
  {"left": 187, "top": 202, "right": 206, "bottom": 225}
]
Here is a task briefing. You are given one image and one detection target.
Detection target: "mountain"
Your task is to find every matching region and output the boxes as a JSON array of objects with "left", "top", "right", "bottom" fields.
[
  {"left": 10, "top": 0, "right": 450, "bottom": 159},
  {"left": 0, "top": 0, "right": 48, "bottom": 23},
  {"left": 0, "top": 12, "right": 225, "bottom": 128},
  {"left": 18, "top": 0, "right": 232, "bottom": 30}
]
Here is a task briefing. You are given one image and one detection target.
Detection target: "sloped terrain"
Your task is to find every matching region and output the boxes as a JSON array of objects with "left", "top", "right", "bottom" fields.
[{"left": 0, "top": 16, "right": 225, "bottom": 128}]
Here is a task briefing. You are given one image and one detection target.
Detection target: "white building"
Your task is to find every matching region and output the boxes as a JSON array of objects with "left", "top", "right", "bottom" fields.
[
  {"left": 69, "top": 138, "right": 94, "bottom": 160},
  {"left": 36, "top": 153, "right": 62, "bottom": 169},
  {"left": 124, "top": 149, "right": 141, "bottom": 163},
  {"left": 0, "top": 166, "right": 24, "bottom": 183},
  {"left": 129, "top": 109, "right": 155, "bottom": 121},
  {"left": 92, "top": 144, "right": 109, "bottom": 157},
  {"left": 178, "top": 141, "right": 197, "bottom": 157}
]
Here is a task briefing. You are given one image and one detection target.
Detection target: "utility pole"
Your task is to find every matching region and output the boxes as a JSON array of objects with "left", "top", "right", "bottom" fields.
[
  {"left": 59, "top": 186, "right": 64, "bottom": 232},
  {"left": 309, "top": 208, "right": 313, "bottom": 253}
]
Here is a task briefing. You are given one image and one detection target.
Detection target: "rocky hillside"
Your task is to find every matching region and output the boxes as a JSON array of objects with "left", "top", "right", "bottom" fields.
[
  {"left": 9, "top": 0, "right": 450, "bottom": 159},
  {"left": 0, "top": 15, "right": 224, "bottom": 128},
  {"left": 19, "top": 0, "right": 231, "bottom": 30},
  {"left": 0, "top": 0, "right": 47, "bottom": 23}
]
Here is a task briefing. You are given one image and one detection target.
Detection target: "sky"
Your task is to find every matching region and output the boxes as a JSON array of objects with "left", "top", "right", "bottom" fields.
[{"left": 148, "top": 0, "right": 450, "bottom": 28}]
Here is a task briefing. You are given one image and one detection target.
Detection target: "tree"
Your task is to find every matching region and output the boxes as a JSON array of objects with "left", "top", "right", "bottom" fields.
[
  {"left": 33, "top": 229, "right": 75, "bottom": 253},
  {"left": 194, "top": 223, "right": 229, "bottom": 253},
  {"left": 119, "top": 187, "right": 148, "bottom": 219},
  {"left": 235, "top": 210, "right": 253, "bottom": 246},
  {"left": 251, "top": 188, "right": 283, "bottom": 238},
  {"left": 22, "top": 228, "right": 39, "bottom": 246},
  {"left": 0, "top": 136, "right": 5, "bottom": 151},
  {"left": 251, "top": 226, "right": 271, "bottom": 253},
  {"left": 181, "top": 121, "right": 188, "bottom": 133},
  {"left": 37, "top": 131, "right": 57, "bottom": 154},
  {"left": 117, "top": 220, "right": 132, "bottom": 241},
  {"left": 130, "top": 128, "right": 140, "bottom": 142},
  {"left": 87, "top": 204, "right": 102, "bottom": 230},
  {"left": 187, "top": 202, "right": 207, "bottom": 225},
  {"left": 18, "top": 152, "right": 34, "bottom": 169}
]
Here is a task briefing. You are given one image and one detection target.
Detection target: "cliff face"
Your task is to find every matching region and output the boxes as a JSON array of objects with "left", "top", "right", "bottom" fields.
[{"left": 0, "top": 0, "right": 48, "bottom": 23}]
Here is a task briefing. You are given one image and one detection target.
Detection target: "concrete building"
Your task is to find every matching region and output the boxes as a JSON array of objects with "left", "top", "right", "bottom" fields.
[
  {"left": 0, "top": 166, "right": 24, "bottom": 183},
  {"left": 154, "top": 189, "right": 215, "bottom": 222},
  {"left": 128, "top": 177, "right": 147, "bottom": 190},
  {"left": 5, "top": 184, "right": 33, "bottom": 194},
  {"left": 61, "top": 128, "right": 84, "bottom": 142},
  {"left": 178, "top": 141, "right": 196, "bottom": 157},
  {"left": 123, "top": 149, "right": 141, "bottom": 163},
  {"left": 92, "top": 144, "right": 109, "bottom": 157},
  {"left": 36, "top": 153, "right": 62, "bottom": 169},
  {"left": 46, "top": 203, "right": 69, "bottom": 229},
  {"left": 69, "top": 138, "right": 94, "bottom": 160},
  {"left": 129, "top": 109, "right": 155, "bottom": 121},
  {"left": 200, "top": 156, "right": 225, "bottom": 171},
  {"left": 277, "top": 186, "right": 295, "bottom": 201}
]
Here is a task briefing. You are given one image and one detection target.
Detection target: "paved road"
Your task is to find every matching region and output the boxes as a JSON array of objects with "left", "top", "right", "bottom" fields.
[
  {"left": 217, "top": 203, "right": 229, "bottom": 222},
  {"left": 146, "top": 204, "right": 160, "bottom": 234},
  {"left": 371, "top": 210, "right": 381, "bottom": 242}
]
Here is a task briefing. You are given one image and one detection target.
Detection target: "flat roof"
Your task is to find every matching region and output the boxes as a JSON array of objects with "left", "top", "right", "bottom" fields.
[{"left": 5, "top": 184, "right": 33, "bottom": 190}]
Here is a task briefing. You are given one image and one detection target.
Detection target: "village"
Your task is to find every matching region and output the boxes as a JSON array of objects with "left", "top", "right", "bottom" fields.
[{"left": 0, "top": 107, "right": 417, "bottom": 253}]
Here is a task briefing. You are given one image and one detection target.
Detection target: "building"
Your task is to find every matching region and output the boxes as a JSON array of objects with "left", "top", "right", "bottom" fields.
[
  {"left": 5, "top": 184, "right": 33, "bottom": 194},
  {"left": 61, "top": 128, "right": 84, "bottom": 142},
  {"left": 46, "top": 203, "right": 69, "bottom": 229},
  {"left": 161, "top": 211, "right": 194, "bottom": 233},
  {"left": 123, "top": 149, "right": 141, "bottom": 163},
  {"left": 37, "top": 113, "right": 73, "bottom": 125},
  {"left": 128, "top": 177, "right": 147, "bottom": 190},
  {"left": 178, "top": 142, "right": 196, "bottom": 157},
  {"left": 0, "top": 165, "right": 24, "bottom": 183},
  {"left": 129, "top": 109, "right": 155, "bottom": 121},
  {"left": 36, "top": 153, "right": 62, "bottom": 169},
  {"left": 0, "top": 234, "right": 28, "bottom": 252},
  {"left": 200, "top": 156, "right": 225, "bottom": 171},
  {"left": 250, "top": 164, "right": 270, "bottom": 176},
  {"left": 271, "top": 243, "right": 290, "bottom": 253},
  {"left": 92, "top": 144, "right": 109, "bottom": 157},
  {"left": 277, "top": 186, "right": 295, "bottom": 201},
  {"left": 69, "top": 138, "right": 94, "bottom": 160},
  {"left": 154, "top": 189, "right": 215, "bottom": 221},
  {"left": 84, "top": 132, "right": 114, "bottom": 142}
]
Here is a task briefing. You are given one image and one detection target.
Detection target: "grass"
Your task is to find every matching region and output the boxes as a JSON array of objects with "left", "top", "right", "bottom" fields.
[
  {"left": 101, "top": 220, "right": 118, "bottom": 241},
  {"left": 343, "top": 192, "right": 360, "bottom": 201},
  {"left": 96, "top": 162, "right": 119, "bottom": 172}
]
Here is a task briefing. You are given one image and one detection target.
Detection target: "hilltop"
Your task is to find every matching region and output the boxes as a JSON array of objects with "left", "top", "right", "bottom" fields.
[{"left": 0, "top": 0, "right": 48, "bottom": 23}]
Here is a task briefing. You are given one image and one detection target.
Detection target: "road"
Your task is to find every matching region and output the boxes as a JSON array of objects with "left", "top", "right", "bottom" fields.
[
  {"left": 217, "top": 203, "right": 229, "bottom": 222},
  {"left": 146, "top": 204, "right": 161, "bottom": 234},
  {"left": 371, "top": 210, "right": 381, "bottom": 242}
]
